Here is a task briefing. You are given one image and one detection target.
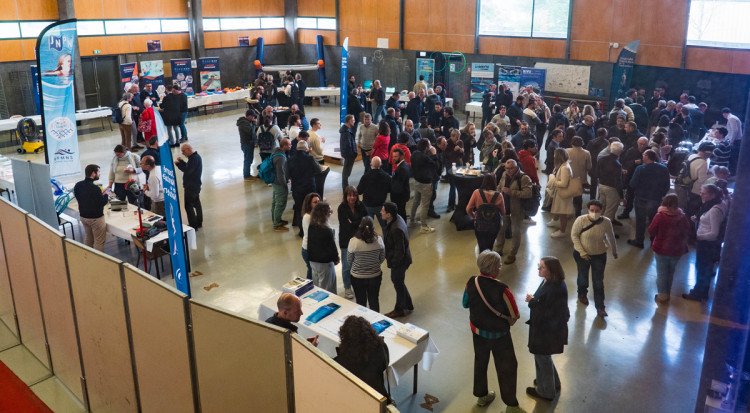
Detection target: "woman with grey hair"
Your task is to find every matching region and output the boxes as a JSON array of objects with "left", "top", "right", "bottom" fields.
[{"left": 462, "top": 250, "right": 526, "bottom": 413}]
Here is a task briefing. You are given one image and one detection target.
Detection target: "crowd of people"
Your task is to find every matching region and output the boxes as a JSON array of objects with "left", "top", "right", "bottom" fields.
[{"left": 74, "top": 72, "right": 741, "bottom": 411}]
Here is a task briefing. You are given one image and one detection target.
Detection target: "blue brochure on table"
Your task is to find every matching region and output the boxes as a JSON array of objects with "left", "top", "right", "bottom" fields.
[
  {"left": 306, "top": 290, "right": 329, "bottom": 302},
  {"left": 305, "top": 303, "right": 340, "bottom": 324},
  {"left": 372, "top": 319, "right": 392, "bottom": 334}
]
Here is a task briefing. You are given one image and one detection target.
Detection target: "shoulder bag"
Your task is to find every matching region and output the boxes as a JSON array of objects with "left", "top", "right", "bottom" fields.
[{"left": 474, "top": 276, "right": 516, "bottom": 326}]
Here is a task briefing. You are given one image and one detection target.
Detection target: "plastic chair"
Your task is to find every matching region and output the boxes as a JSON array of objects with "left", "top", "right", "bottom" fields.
[{"left": 131, "top": 235, "right": 169, "bottom": 279}]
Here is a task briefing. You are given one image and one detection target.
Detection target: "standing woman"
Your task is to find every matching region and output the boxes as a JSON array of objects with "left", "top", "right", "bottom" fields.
[
  {"left": 462, "top": 250, "right": 527, "bottom": 413},
  {"left": 445, "top": 128, "right": 465, "bottom": 212},
  {"left": 338, "top": 186, "right": 368, "bottom": 299},
  {"left": 347, "top": 217, "right": 386, "bottom": 311},
  {"left": 300, "top": 192, "right": 320, "bottom": 279},
  {"left": 683, "top": 184, "right": 727, "bottom": 301},
  {"left": 372, "top": 121, "right": 392, "bottom": 172},
  {"left": 548, "top": 148, "right": 575, "bottom": 238},
  {"left": 525, "top": 257, "right": 569, "bottom": 402},
  {"left": 139, "top": 98, "right": 157, "bottom": 142},
  {"left": 649, "top": 194, "right": 691, "bottom": 304},
  {"left": 460, "top": 122, "right": 477, "bottom": 166},
  {"left": 466, "top": 174, "right": 505, "bottom": 252},
  {"left": 307, "top": 202, "right": 340, "bottom": 293}
]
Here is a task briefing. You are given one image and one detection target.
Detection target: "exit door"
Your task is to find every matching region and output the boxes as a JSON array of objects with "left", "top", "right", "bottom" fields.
[{"left": 80, "top": 56, "right": 119, "bottom": 109}]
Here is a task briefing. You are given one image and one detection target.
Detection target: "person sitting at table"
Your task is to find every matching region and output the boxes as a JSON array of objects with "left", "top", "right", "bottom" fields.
[
  {"left": 74, "top": 164, "right": 111, "bottom": 252},
  {"left": 265, "top": 293, "right": 319, "bottom": 346},
  {"left": 307, "top": 202, "right": 340, "bottom": 294},
  {"left": 107, "top": 144, "right": 141, "bottom": 205},
  {"left": 334, "top": 316, "right": 390, "bottom": 401},
  {"left": 140, "top": 156, "right": 164, "bottom": 216}
]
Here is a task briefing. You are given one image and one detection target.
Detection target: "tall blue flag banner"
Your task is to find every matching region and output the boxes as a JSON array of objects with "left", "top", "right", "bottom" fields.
[
  {"left": 36, "top": 20, "right": 81, "bottom": 178},
  {"left": 30, "top": 65, "right": 41, "bottom": 115},
  {"left": 120, "top": 62, "right": 138, "bottom": 92},
  {"left": 416, "top": 58, "right": 435, "bottom": 89},
  {"left": 140, "top": 60, "right": 165, "bottom": 95},
  {"left": 470, "top": 63, "right": 494, "bottom": 102},
  {"left": 154, "top": 110, "right": 190, "bottom": 297},
  {"left": 198, "top": 57, "right": 221, "bottom": 92},
  {"left": 610, "top": 40, "right": 639, "bottom": 107},
  {"left": 340, "top": 37, "right": 349, "bottom": 125},
  {"left": 520, "top": 68, "right": 547, "bottom": 95},
  {"left": 170, "top": 59, "right": 194, "bottom": 96}
]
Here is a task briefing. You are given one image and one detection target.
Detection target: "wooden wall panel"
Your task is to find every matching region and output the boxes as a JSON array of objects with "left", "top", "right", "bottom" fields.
[
  {"left": 78, "top": 36, "right": 107, "bottom": 56},
  {"left": 161, "top": 33, "right": 191, "bottom": 51},
  {"left": 298, "top": 0, "right": 335, "bottom": 17},
  {"left": 298, "top": 29, "right": 336, "bottom": 46},
  {"left": 686, "top": 47, "right": 735, "bottom": 73},
  {"left": 17, "top": 0, "right": 58, "bottom": 20},
  {"left": 569, "top": 41, "right": 610, "bottom": 62},
  {"left": 0, "top": 1, "right": 18, "bottom": 19},
  {"left": 130, "top": 35, "right": 158, "bottom": 53},
  {"left": 202, "top": 0, "right": 222, "bottom": 17},
  {"left": 204, "top": 32, "right": 223, "bottom": 49},
  {"left": 426, "top": 0, "right": 447, "bottom": 35},
  {"left": 570, "top": 0, "right": 612, "bottom": 41},
  {"left": 404, "top": 0, "right": 474, "bottom": 52},
  {"left": 403, "top": 0, "right": 427, "bottom": 33},
  {"left": 22, "top": 40, "right": 37, "bottom": 61},
  {"left": 125, "top": 0, "right": 151, "bottom": 18},
  {"left": 219, "top": 0, "right": 240, "bottom": 17},
  {"left": 160, "top": 0, "right": 189, "bottom": 18},
  {"left": 74, "top": 0, "right": 104, "bottom": 19},
  {"left": 0, "top": 40, "right": 25, "bottom": 63},
  {"left": 609, "top": 0, "right": 640, "bottom": 45},
  {"left": 640, "top": 0, "right": 687, "bottom": 47},
  {"left": 107, "top": 36, "right": 132, "bottom": 55},
  {"left": 478, "top": 37, "right": 509, "bottom": 56},
  {"left": 445, "top": 36, "right": 475, "bottom": 54},
  {"left": 637, "top": 45, "right": 682, "bottom": 69},
  {"left": 508, "top": 38, "right": 532, "bottom": 57},
  {"left": 446, "top": 2, "right": 476, "bottom": 36},
  {"left": 260, "top": 1, "right": 284, "bottom": 16},
  {"left": 731, "top": 51, "right": 750, "bottom": 76},
  {"left": 102, "top": 0, "right": 128, "bottom": 19},
  {"left": 340, "top": 0, "right": 399, "bottom": 49},
  {"left": 531, "top": 39, "right": 566, "bottom": 59}
]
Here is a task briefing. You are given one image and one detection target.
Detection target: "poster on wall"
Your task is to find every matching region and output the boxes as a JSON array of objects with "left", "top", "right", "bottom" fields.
[
  {"left": 36, "top": 20, "right": 81, "bottom": 178},
  {"left": 147, "top": 40, "right": 161, "bottom": 52},
  {"left": 520, "top": 68, "right": 547, "bottom": 94},
  {"left": 170, "top": 59, "right": 194, "bottom": 95},
  {"left": 238, "top": 36, "right": 249, "bottom": 47},
  {"left": 609, "top": 40, "right": 639, "bottom": 106},
  {"left": 416, "top": 58, "right": 435, "bottom": 89},
  {"left": 470, "top": 63, "right": 494, "bottom": 102},
  {"left": 497, "top": 64, "right": 521, "bottom": 97},
  {"left": 120, "top": 62, "right": 139, "bottom": 92},
  {"left": 198, "top": 57, "right": 221, "bottom": 92},
  {"left": 140, "top": 60, "right": 165, "bottom": 96}
]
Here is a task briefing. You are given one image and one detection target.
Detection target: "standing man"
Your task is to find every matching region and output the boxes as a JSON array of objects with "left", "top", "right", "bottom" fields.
[
  {"left": 627, "top": 149, "right": 670, "bottom": 248},
  {"left": 237, "top": 109, "right": 258, "bottom": 181},
  {"left": 390, "top": 148, "right": 411, "bottom": 222},
  {"left": 287, "top": 141, "right": 322, "bottom": 228},
  {"left": 382, "top": 202, "right": 413, "bottom": 318},
  {"left": 175, "top": 143, "right": 203, "bottom": 229},
  {"left": 295, "top": 73, "right": 307, "bottom": 111},
  {"left": 406, "top": 92, "right": 423, "bottom": 128},
  {"left": 596, "top": 141, "right": 625, "bottom": 224},
  {"left": 340, "top": 115, "right": 357, "bottom": 190},
  {"left": 74, "top": 164, "right": 111, "bottom": 252},
  {"left": 722, "top": 107, "right": 743, "bottom": 175},
  {"left": 357, "top": 157, "right": 392, "bottom": 230},
  {"left": 356, "top": 113, "right": 378, "bottom": 172},
  {"left": 482, "top": 84, "right": 497, "bottom": 129},
  {"left": 410, "top": 139, "right": 439, "bottom": 233},
  {"left": 371, "top": 80, "right": 386, "bottom": 123},
  {"left": 271, "top": 139, "right": 291, "bottom": 232},
  {"left": 140, "top": 156, "right": 164, "bottom": 215},
  {"left": 618, "top": 136, "right": 648, "bottom": 220},
  {"left": 128, "top": 84, "right": 144, "bottom": 149},
  {"left": 175, "top": 85, "right": 189, "bottom": 143},
  {"left": 675, "top": 141, "right": 713, "bottom": 219},
  {"left": 413, "top": 75, "right": 427, "bottom": 95},
  {"left": 496, "top": 160, "right": 532, "bottom": 264},
  {"left": 140, "top": 83, "right": 159, "bottom": 107}
]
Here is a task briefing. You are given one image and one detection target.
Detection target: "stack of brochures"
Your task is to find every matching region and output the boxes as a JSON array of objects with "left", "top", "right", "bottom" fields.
[
  {"left": 396, "top": 323, "right": 429, "bottom": 344},
  {"left": 282, "top": 277, "right": 314, "bottom": 297}
]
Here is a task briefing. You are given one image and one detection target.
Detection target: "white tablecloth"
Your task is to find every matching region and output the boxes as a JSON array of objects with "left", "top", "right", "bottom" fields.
[
  {"left": 465, "top": 101, "right": 482, "bottom": 115},
  {"left": 305, "top": 87, "right": 340, "bottom": 97},
  {"left": 0, "top": 108, "right": 113, "bottom": 133},
  {"left": 187, "top": 89, "right": 250, "bottom": 109},
  {"left": 104, "top": 205, "right": 196, "bottom": 252},
  {"left": 259, "top": 287, "right": 439, "bottom": 386}
]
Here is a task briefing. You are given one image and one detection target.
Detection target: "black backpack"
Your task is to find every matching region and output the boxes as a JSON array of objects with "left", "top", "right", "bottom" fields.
[
  {"left": 257, "top": 125, "right": 275, "bottom": 152},
  {"left": 112, "top": 102, "right": 125, "bottom": 124},
  {"left": 515, "top": 173, "right": 541, "bottom": 218},
  {"left": 675, "top": 156, "right": 700, "bottom": 189},
  {"left": 475, "top": 191, "right": 502, "bottom": 233}
]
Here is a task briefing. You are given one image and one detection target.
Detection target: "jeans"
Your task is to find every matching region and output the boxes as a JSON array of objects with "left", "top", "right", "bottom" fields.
[
  {"left": 351, "top": 274, "right": 382, "bottom": 312},
  {"left": 475, "top": 230, "right": 497, "bottom": 252},
  {"left": 179, "top": 112, "right": 188, "bottom": 140},
  {"left": 167, "top": 125, "right": 182, "bottom": 145},
  {"left": 690, "top": 240, "right": 722, "bottom": 299},
  {"left": 341, "top": 156, "right": 356, "bottom": 190},
  {"left": 184, "top": 189, "right": 203, "bottom": 228},
  {"left": 241, "top": 143, "right": 255, "bottom": 178},
  {"left": 271, "top": 183, "right": 288, "bottom": 227},
  {"left": 390, "top": 265, "right": 412, "bottom": 312},
  {"left": 598, "top": 184, "right": 619, "bottom": 221},
  {"left": 622, "top": 181, "right": 635, "bottom": 214},
  {"left": 340, "top": 248, "right": 352, "bottom": 290},
  {"left": 410, "top": 181, "right": 433, "bottom": 227},
  {"left": 374, "top": 104, "right": 386, "bottom": 124},
  {"left": 310, "top": 261, "right": 337, "bottom": 294},
  {"left": 365, "top": 205, "right": 386, "bottom": 231},
  {"left": 633, "top": 198, "right": 660, "bottom": 244},
  {"left": 301, "top": 248, "right": 312, "bottom": 280},
  {"left": 534, "top": 354, "right": 560, "bottom": 399},
  {"left": 574, "top": 250, "right": 607, "bottom": 309},
  {"left": 80, "top": 216, "right": 107, "bottom": 252},
  {"left": 482, "top": 108, "right": 493, "bottom": 129},
  {"left": 655, "top": 253, "right": 681, "bottom": 299},
  {"left": 472, "top": 333, "right": 520, "bottom": 407},
  {"left": 447, "top": 171, "right": 457, "bottom": 209},
  {"left": 361, "top": 148, "right": 371, "bottom": 172}
]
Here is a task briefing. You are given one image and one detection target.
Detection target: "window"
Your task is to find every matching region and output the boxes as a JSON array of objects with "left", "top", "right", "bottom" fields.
[
  {"left": 77, "top": 20, "right": 105, "bottom": 36},
  {"left": 20, "top": 21, "right": 55, "bottom": 38},
  {"left": 478, "top": 0, "right": 570, "bottom": 38},
  {"left": 105, "top": 20, "right": 161, "bottom": 35},
  {"left": 161, "top": 19, "right": 189, "bottom": 33},
  {"left": 688, "top": 0, "right": 750, "bottom": 49},
  {"left": 297, "top": 17, "right": 336, "bottom": 30},
  {"left": 203, "top": 18, "right": 220, "bottom": 31},
  {"left": 261, "top": 17, "right": 285, "bottom": 29},
  {"left": 220, "top": 18, "right": 260, "bottom": 31},
  {"left": 317, "top": 18, "right": 336, "bottom": 30},
  {"left": 0, "top": 22, "right": 21, "bottom": 39}
]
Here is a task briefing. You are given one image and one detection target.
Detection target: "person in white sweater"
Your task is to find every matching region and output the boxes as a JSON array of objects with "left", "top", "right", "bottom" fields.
[
  {"left": 346, "top": 217, "right": 386, "bottom": 312},
  {"left": 570, "top": 200, "right": 618, "bottom": 318},
  {"left": 683, "top": 184, "right": 727, "bottom": 301},
  {"left": 140, "top": 156, "right": 164, "bottom": 215},
  {"left": 107, "top": 144, "right": 141, "bottom": 204}
]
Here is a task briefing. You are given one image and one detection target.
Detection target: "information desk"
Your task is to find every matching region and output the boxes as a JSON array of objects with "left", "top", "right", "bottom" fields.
[
  {"left": 187, "top": 89, "right": 250, "bottom": 109},
  {"left": 258, "top": 287, "right": 439, "bottom": 393}
]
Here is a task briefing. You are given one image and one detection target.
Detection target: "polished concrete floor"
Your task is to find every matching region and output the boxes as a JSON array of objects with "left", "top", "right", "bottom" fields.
[{"left": 2, "top": 104, "right": 713, "bottom": 412}]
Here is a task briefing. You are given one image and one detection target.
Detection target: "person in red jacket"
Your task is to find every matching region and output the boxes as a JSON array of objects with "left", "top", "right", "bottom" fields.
[
  {"left": 139, "top": 98, "right": 157, "bottom": 142},
  {"left": 648, "top": 194, "right": 691, "bottom": 305},
  {"left": 389, "top": 132, "right": 412, "bottom": 172},
  {"left": 372, "top": 121, "right": 392, "bottom": 171},
  {"left": 518, "top": 140, "right": 539, "bottom": 185}
]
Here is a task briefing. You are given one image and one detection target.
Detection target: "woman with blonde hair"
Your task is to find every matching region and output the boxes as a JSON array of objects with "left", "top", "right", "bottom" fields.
[
  {"left": 547, "top": 148, "right": 575, "bottom": 237},
  {"left": 460, "top": 122, "right": 477, "bottom": 165}
]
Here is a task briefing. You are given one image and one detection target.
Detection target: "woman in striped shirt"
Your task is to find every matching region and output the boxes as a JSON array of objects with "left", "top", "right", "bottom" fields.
[{"left": 346, "top": 217, "right": 386, "bottom": 312}]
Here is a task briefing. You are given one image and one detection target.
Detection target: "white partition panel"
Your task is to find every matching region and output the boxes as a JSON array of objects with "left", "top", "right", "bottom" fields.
[
  {"left": 27, "top": 215, "right": 84, "bottom": 401},
  {"left": 122, "top": 264, "right": 195, "bottom": 412},
  {"left": 190, "top": 301, "right": 290, "bottom": 413},
  {"left": 0, "top": 198, "right": 49, "bottom": 368},
  {"left": 66, "top": 240, "right": 138, "bottom": 412}
]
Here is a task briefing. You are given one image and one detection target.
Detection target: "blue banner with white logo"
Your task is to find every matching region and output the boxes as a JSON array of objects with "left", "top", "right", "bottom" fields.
[
  {"left": 154, "top": 110, "right": 191, "bottom": 297},
  {"left": 170, "top": 59, "right": 194, "bottom": 96},
  {"left": 36, "top": 20, "right": 80, "bottom": 178},
  {"left": 340, "top": 37, "right": 349, "bottom": 125},
  {"left": 520, "top": 68, "right": 547, "bottom": 95},
  {"left": 30, "top": 65, "right": 40, "bottom": 115},
  {"left": 120, "top": 62, "right": 138, "bottom": 92},
  {"left": 609, "top": 40, "right": 639, "bottom": 107}
]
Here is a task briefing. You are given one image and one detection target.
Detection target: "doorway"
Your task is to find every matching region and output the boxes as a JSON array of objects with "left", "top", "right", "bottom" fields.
[{"left": 80, "top": 56, "right": 119, "bottom": 109}]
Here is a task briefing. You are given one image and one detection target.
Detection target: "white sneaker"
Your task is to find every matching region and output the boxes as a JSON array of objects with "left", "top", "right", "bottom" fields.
[
  {"left": 345, "top": 288, "right": 354, "bottom": 299},
  {"left": 550, "top": 229, "right": 566, "bottom": 238},
  {"left": 419, "top": 226, "right": 435, "bottom": 233},
  {"left": 546, "top": 219, "right": 559, "bottom": 227}
]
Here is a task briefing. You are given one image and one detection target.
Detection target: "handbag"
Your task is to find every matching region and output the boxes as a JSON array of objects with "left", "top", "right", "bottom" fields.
[
  {"left": 474, "top": 276, "right": 517, "bottom": 326},
  {"left": 137, "top": 118, "right": 152, "bottom": 133}
]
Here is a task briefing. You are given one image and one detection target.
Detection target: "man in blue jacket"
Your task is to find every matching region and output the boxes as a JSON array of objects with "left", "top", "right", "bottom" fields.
[
  {"left": 340, "top": 114, "right": 357, "bottom": 190},
  {"left": 627, "top": 149, "right": 670, "bottom": 248}
]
